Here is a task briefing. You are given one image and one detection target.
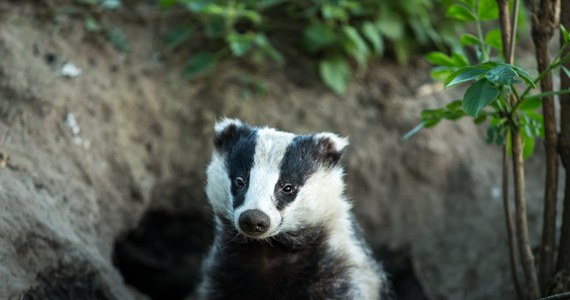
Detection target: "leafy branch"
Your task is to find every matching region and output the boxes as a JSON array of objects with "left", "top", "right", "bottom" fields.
[{"left": 406, "top": 0, "right": 570, "bottom": 298}]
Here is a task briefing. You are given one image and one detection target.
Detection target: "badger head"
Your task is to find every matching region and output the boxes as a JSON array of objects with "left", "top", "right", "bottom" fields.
[{"left": 206, "top": 119, "right": 350, "bottom": 241}]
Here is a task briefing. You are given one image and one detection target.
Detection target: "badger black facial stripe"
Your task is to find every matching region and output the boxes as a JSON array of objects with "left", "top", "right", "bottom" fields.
[
  {"left": 224, "top": 126, "right": 258, "bottom": 209},
  {"left": 276, "top": 135, "right": 320, "bottom": 210}
]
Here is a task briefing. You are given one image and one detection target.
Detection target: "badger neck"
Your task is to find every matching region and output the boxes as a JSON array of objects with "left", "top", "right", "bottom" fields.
[{"left": 210, "top": 214, "right": 354, "bottom": 297}]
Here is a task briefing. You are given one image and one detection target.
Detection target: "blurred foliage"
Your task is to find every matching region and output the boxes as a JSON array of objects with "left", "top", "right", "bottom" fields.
[
  {"left": 54, "top": 0, "right": 129, "bottom": 52},
  {"left": 160, "top": 0, "right": 461, "bottom": 94}
]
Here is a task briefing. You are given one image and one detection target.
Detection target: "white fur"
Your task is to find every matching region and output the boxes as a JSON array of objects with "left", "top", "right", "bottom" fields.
[
  {"left": 233, "top": 128, "right": 294, "bottom": 238},
  {"left": 314, "top": 132, "right": 349, "bottom": 152},
  {"left": 205, "top": 153, "right": 232, "bottom": 218},
  {"left": 214, "top": 118, "right": 244, "bottom": 135}
]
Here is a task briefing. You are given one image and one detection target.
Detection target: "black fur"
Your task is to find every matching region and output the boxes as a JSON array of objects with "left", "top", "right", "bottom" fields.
[
  {"left": 203, "top": 217, "right": 351, "bottom": 300},
  {"left": 315, "top": 136, "right": 345, "bottom": 167},
  {"left": 216, "top": 124, "right": 258, "bottom": 209},
  {"left": 275, "top": 135, "right": 344, "bottom": 210},
  {"left": 275, "top": 136, "right": 317, "bottom": 210}
]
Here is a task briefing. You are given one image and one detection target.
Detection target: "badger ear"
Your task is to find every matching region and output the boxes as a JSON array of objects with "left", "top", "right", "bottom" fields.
[
  {"left": 213, "top": 118, "right": 247, "bottom": 151},
  {"left": 314, "top": 132, "right": 349, "bottom": 167}
]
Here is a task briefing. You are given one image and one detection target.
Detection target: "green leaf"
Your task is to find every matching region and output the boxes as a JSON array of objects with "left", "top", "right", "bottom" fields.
[
  {"left": 521, "top": 113, "right": 542, "bottom": 138},
  {"left": 496, "top": 129, "right": 505, "bottom": 145},
  {"left": 196, "top": 4, "right": 225, "bottom": 15},
  {"left": 322, "top": 5, "right": 348, "bottom": 21},
  {"left": 302, "top": 23, "right": 337, "bottom": 54},
  {"left": 512, "top": 65, "right": 536, "bottom": 88},
  {"left": 159, "top": 0, "right": 178, "bottom": 8},
  {"left": 481, "top": 61, "right": 499, "bottom": 68},
  {"left": 101, "top": 0, "right": 121, "bottom": 9},
  {"left": 376, "top": 15, "right": 404, "bottom": 40},
  {"left": 343, "top": 26, "right": 369, "bottom": 52},
  {"left": 463, "top": 79, "right": 500, "bottom": 116},
  {"left": 486, "top": 65, "right": 520, "bottom": 86},
  {"left": 523, "top": 111, "right": 545, "bottom": 138},
  {"left": 478, "top": 0, "right": 498, "bottom": 20},
  {"left": 253, "top": 34, "right": 284, "bottom": 66},
  {"left": 362, "top": 22, "right": 384, "bottom": 56},
  {"left": 239, "top": 10, "right": 262, "bottom": 25},
  {"left": 561, "top": 25, "right": 570, "bottom": 43},
  {"left": 445, "top": 66, "right": 488, "bottom": 87},
  {"left": 431, "top": 66, "right": 455, "bottom": 81},
  {"left": 518, "top": 97, "right": 541, "bottom": 111},
  {"left": 420, "top": 108, "right": 445, "bottom": 127},
  {"left": 165, "top": 25, "right": 194, "bottom": 50},
  {"left": 187, "top": 0, "right": 212, "bottom": 13},
  {"left": 420, "top": 108, "right": 444, "bottom": 120},
  {"left": 105, "top": 27, "right": 129, "bottom": 52},
  {"left": 319, "top": 57, "right": 351, "bottom": 94},
  {"left": 446, "top": 100, "right": 464, "bottom": 110},
  {"left": 452, "top": 53, "right": 469, "bottom": 67},
  {"left": 343, "top": 25, "right": 369, "bottom": 68},
  {"left": 498, "top": 84, "right": 511, "bottom": 100},
  {"left": 485, "top": 29, "right": 503, "bottom": 52},
  {"left": 460, "top": 33, "right": 482, "bottom": 46},
  {"left": 182, "top": 52, "right": 218, "bottom": 79},
  {"left": 226, "top": 32, "right": 253, "bottom": 56},
  {"left": 488, "top": 122, "right": 507, "bottom": 145},
  {"left": 473, "top": 113, "right": 487, "bottom": 124},
  {"left": 425, "top": 51, "right": 456, "bottom": 67},
  {"left": 84, "top": 17, "right": 101, "bottom": 33},
  {"left": 203, "top": 17, "right": 226, "bottom": 38},
  {"left": 442, "top": 109, "right": 466, "bottom": 120},
  {"left": 521, "top": 132, "right": 536, "bottom": 159},
  {"left": 423, "top": 118, "right": 442, "bottom": 128},
  {"left": 486, "top": 125, "right": 498, "bottom": 144},
  {"left": 460, "top": 0, "right": 475, "bottom": 8},
  {"left": 446, "top": 4, "right": 476, "bottom": 21}
]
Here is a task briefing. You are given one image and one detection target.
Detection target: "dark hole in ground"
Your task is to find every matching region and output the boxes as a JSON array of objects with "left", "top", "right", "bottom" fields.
[
  {"left": 113, "top": 210, "right": 213, "bottom": 300},
  {"left": 376, "top": 246, "right": 429, "bottom": 300},
  {"left": 114, "top": 209, "right": 426, "bottom": 300}
]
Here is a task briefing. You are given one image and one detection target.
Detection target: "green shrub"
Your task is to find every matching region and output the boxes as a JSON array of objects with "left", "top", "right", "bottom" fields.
[{"left": 160, "top": 0, "right": 461, "bottom": 94}]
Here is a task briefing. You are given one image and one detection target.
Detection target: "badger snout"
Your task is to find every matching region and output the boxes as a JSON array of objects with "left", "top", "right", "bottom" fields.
[{"left": 238, "top": 209, "right": 270, "bottom": 236}]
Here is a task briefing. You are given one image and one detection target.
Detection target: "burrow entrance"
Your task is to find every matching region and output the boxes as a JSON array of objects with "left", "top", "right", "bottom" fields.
[{"left": 113, "top": 210, "right": 213, "bottom": 299}]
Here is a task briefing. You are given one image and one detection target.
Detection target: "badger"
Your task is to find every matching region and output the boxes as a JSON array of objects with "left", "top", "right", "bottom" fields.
[{"left": 198, "top": 119, "right": 391, "bottom": 300}]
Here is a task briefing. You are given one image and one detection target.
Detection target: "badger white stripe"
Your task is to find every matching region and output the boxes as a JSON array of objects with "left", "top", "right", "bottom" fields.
[{"left": 233, "top": 127, "right": 295, "bottom": 237}]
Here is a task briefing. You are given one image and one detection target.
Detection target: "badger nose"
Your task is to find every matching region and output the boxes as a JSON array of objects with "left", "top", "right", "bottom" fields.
[{"left": 239, "top": 210, "right": 270, "bottom": 235}]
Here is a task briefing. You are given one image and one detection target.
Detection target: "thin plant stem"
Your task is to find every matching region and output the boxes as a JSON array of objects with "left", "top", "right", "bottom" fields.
[{"left": 503, "top": 143, "right": 524, "bottom": 300}]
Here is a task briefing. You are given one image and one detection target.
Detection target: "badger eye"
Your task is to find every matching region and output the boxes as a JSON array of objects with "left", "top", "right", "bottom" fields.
[
  {"left": 235, "top": 177, "right": 246, "bottom": 188},
  {"left": 281, "top": 183, "right": 295, "bottom": 195}
]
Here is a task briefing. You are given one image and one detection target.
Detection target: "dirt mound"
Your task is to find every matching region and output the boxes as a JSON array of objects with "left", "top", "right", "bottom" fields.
[{"left": 0, "top": 3, "right": 553, "bottom": 300}]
